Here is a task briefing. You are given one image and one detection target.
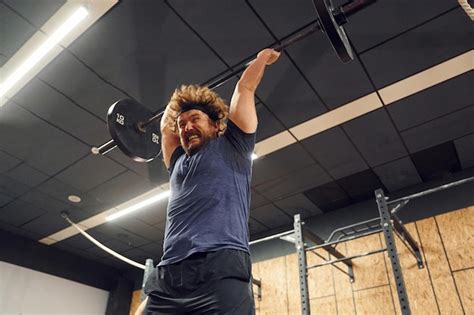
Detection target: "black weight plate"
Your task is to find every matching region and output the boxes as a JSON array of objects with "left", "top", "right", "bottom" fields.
[
  {"left": 107, "top": 99, "right": 161, "bottom": 162},
  {"left": 312, "top": 0, "right": 354, "bottom": 62}
]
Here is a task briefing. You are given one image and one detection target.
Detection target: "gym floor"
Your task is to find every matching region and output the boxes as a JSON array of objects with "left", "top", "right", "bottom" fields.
[{"left": 0, "top": 0, "right": 472, "bottom": 314}]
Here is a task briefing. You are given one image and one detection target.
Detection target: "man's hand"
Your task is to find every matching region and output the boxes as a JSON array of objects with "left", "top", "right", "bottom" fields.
[{"left": 257, "top": 48, "right": 281, "bottom": 65}]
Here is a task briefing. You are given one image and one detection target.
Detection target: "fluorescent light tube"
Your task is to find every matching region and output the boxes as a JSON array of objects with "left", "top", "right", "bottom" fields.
[
  {"left": 0, "top": 6, "right": 88, "bottom": 98},
  {"left": 106, "top": 190, "right": 171, "bottom": 221}
]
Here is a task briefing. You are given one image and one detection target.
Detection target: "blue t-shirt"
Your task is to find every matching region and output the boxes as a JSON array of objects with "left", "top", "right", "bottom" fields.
[{"left": 159, "top": 120, "right": 256, "bottom": 266}]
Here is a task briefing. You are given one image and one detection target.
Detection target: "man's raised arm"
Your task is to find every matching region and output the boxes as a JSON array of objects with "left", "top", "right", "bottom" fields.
[
  {"left": 229, "top": 48, "right": 280, "bottom": 133},
  {"left": 160, "top": 107, "right": 181, "bottom": 169}
]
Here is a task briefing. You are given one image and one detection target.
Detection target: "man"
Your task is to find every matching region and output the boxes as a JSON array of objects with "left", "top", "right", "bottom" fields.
[{"left": 136, "top": 48, "right": 280, "bottom": 314}]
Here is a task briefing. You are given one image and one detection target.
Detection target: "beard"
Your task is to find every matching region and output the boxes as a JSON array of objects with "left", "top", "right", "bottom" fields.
[{"left": 181, "top": 130, "right": 216, "bottom": 156}]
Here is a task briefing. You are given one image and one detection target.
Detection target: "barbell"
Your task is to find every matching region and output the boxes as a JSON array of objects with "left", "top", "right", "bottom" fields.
[{"left": 91, "top": 0, "right": 377, "bottom": 162}]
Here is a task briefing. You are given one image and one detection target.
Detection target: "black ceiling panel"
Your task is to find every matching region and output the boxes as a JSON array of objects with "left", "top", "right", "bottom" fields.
[
  {"left": 250, "top": 204, "right": 292, "bottom": 229},
  {"left": 132, "top": 201, "right": 169, "bottom": 226},
  {"left": 304, "top": 181, "right": 351, "bottom": 212},
  {"left": 248, "top": 217, "right": 268, "bottom": 235},
  {"left": 3, "top": 0, "right": 65, "bottom": 28},
  {"left": 455, "top": 133, "right": 474, "bottom": 170},
  {"left": 411, "top": 141, "right": 462, "bottom": 181},
  {"left": 71, "top": 0, "right": 229, "bottom": 107},
  {"left": 55, "top": 155, "right": 126, "bottom": 192},
  {"left": 38, "top": 52, "right": 130, "bottom": 118},
  {"left": 114, "top": 218, "right": 164, "bottom": 243},
  {"left": 402, "top": 104, "right": 474, "bottom": 153},
  {"left": 0, "top": 101, "right": 90, "bottom": 176},
  {"left": 252, "top": 143, "right": 316, "bottom": 186},
  {"left": 287, "top": 38, "right": 374, "bottom": 109},
  {"left": 361, "top": 8, "right": 473, "bottom": 88},
  {"left": 248, "top": 0, "right": 316, "bottom": 39},
  {"left": 169, "top": 0, "right": 274, "bottom": 66},
  {"left": 0, "top": 174, "right": 31, "bottom": 198},
  {"left": 37, "top": 177, "right": 103, "bottom": 209},
  {"left": 21, "top": 212, "right": 70, "bottom": 239},
  {"left": 250, "top": 190, "right": 270, "bottom": 210},
  {"left": 121, "top": 247, "right": 151, "bottom": 263},
  {"left": 0, "top": 150, "right": 22, "bottom": 172},
  {"left": 255, "top": 54, "right": 326, "bottom": 128},
  {"left": 301, "top": 127, "right": 369, "bottom": 179},
  {"left": 89, "top": 222, "right": 149, "bottom": 248},
  {"left": 274, "top": 193, "right": 323, "bottom": 219},
  {"left": 0, "top": 2, "right": 36, "bottom": 67},
  {"left": 87, "top": 171, "right": 153, "bottom": 205},
  {"left": 138, "top": 242, "right": 163, "bottom": 258},
  {"left": 373, "top": 157, "right": 422, "bottom": 192},
  {"left": 254, "top": 163, "right": 331, "bottom": 201},
  {"left": 388, "top": 72, "right": 474, "bottom": 131},
  {"left": 19, "top": 189, "right": 68, "bottom": 214},
  {"left": 14, "top": 79, "right": 110, "bottom": 146},
  {"left": 344, "top": 0, "right": 457, "bottom": 52},
  {"left": 108, "top": 150, "right": 153, "bottom": 180},
  {"left": 0, "top": 193, "right": 13, "bottom": 207},
  {"left": 343, "top": 108, "right": 408, "bottom": 166},
  {"left": 0, "top": 221, "right": 42, "bottom": 240},
  {"left": 336, "top": 169, "right": 385, "bottom": 202},
  {"left": 254, "top": 103, "right": 287, "bottom": 141},
  {"left": 5, "top": 163, "right": 48, "bottom": 187},
  {"left": 0, "top": 200, "right": 47, "bottom": 227}
]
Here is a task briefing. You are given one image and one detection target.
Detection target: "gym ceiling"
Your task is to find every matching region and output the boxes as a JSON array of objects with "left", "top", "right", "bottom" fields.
[{"left": 0, "top": 0, "right": 472, "bottom": 272}]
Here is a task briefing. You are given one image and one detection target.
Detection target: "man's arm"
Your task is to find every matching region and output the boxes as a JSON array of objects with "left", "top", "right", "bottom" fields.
[
  {"left": 134, "top": 296, "right": 148, "bottom": 315},
  {"left": 229, "top": 48, "right": 280, "bottom": 133},
  {"left": 160, "top": 107, "right": 181, "bottom": 169}
]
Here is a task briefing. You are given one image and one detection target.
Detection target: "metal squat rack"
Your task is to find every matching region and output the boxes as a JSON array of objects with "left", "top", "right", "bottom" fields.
[{"left": 294, "top": 175, "right": 474, "bottom": 315}]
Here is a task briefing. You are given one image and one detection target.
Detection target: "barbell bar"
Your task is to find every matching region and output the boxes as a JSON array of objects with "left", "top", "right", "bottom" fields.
[{"left": 91, "top": 0, "right": 377, "bottom": 162}]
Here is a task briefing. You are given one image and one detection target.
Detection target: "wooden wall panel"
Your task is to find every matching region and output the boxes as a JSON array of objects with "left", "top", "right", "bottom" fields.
[
  {"left": 435, "top": 206, "right": 474, "bottom": 271},
  {"left": 129, "top": 290, "right": 141, "bottom": 315},
  {"left": 384, "top": 223, "right": 438, "bottom": 315},
  {"left": 310, "top": 295, "right": 337, "bottom": 315},
  {"left": 453, "top": 269, "right": 473, "bottom": 314},
  {"left": 417, "top": 217, "right": 464, "bottom": 314},
  {"left": 354, "top": 285, "right": 395, "bottom": 314},
  {"left": 256, "top": 256, "right": 289, "bottom": 314},
  {"left": 332, "top": 244, "right": 356, "bottom": 315},
  {"left": 346, "top": 234, "right": 389, "bottom": 290},
  {"left": 307, "top": 249, "right": 335, "bottom": 298}
]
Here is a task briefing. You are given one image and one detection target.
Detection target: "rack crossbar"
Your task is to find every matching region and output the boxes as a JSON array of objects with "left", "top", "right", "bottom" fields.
[
  {"left": 326, "top": 217, "right": 380, "bottom": 242},
  {"left": 307, "top": 248, "right": 387, "bottom": 269},
  {"left": 249, "top": 230, "right": 294, "bottom": 245},
  {"left": 306, "top": 228, "right": 382, "bottom": 251}
]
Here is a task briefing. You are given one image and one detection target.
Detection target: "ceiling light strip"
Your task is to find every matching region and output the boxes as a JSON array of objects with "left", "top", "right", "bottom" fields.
[{"left": 0, "top": 0, "right": 118, "bottom": 106}]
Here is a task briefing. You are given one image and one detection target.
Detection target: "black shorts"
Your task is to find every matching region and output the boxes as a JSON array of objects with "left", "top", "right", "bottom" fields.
[{"left": 143, "top": 249, "right": 255, "bottom": 315}]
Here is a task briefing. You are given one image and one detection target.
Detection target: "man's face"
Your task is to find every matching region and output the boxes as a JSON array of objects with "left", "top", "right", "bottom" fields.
[{"left": 177, "top": 109, "right": 219, "bottom": 155}]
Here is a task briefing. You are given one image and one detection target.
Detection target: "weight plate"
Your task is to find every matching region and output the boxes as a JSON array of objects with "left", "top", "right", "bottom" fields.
[
  {"left": 312, "top": 0, "right": 354, "bottom": 62},
  {"left": 107, "top": 99, "right": 161, "bottom": 162}
]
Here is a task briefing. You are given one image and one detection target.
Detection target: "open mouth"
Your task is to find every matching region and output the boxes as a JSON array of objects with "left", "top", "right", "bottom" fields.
[{"left": 187, "top": 134, "right": 200, "bottom": 144}]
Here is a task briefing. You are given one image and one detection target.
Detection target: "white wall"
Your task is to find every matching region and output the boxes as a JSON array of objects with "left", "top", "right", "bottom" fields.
[{"left": 0, "top": 261, "right": 109, "bottom": 315}]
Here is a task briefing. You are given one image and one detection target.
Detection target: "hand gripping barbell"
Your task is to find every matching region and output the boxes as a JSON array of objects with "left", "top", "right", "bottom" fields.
[{"left": 91, "top": 0, "right": 377, "bottom": 162}]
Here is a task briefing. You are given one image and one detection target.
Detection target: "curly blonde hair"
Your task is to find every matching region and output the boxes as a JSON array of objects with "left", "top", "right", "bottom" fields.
[{"left": 166, "top": 85, "right": 229, "bottom": 135}]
